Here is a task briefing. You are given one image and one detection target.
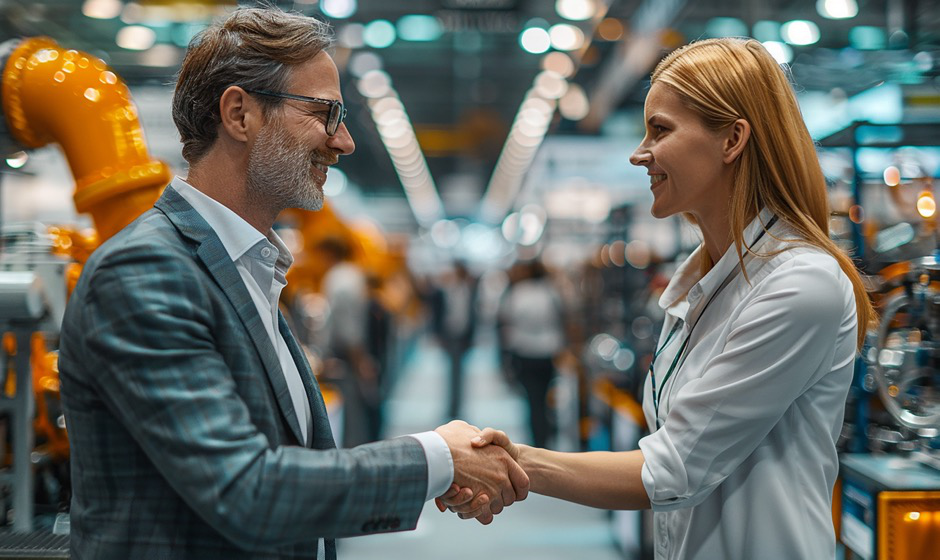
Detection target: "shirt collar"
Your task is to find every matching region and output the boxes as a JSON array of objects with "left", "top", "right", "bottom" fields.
[
  {"left": 169, "top": 176, "right": 294, "bottom": 272},
  {"left": 659, "top": 208, "right": 777, "bottom": 319}
]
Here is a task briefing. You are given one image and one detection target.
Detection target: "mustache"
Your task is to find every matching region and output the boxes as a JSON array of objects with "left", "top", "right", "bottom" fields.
[{"left": 310, "top": 150, "right": 339, "bottom": 166}]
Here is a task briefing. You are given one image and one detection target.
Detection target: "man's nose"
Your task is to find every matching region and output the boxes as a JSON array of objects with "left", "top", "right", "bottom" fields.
[{"left": 329, "top": 122, "right": 356, "bottom": 156}]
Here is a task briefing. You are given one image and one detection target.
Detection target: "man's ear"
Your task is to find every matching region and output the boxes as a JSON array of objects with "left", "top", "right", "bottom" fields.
[
  {"left": 722, "top": 118, "right": 751, "bottom": 164},
  {"left": 217, "top": 86, "right": 260, "bottom": 144}
]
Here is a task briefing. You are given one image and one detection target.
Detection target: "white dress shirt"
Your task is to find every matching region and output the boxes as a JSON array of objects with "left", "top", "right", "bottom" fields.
[
  {"left": 169, "top": 178, "right": 453, "bottom": 501},
  {"left": 639, "top": 209, "right": 857, "bottom": 560}
]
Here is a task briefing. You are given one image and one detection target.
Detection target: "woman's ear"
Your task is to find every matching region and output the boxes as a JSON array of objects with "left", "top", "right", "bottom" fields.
[
  {"left": 217, "top": 86, "right": 260, "bottom": 144},
  {"left": 723, "top": 118, "right": 751, "bottom": 164}
]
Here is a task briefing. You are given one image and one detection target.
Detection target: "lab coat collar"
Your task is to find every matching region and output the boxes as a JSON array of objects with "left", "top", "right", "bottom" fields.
[{"left": 659, "top": 208, "right": 777, "bottom": 321}]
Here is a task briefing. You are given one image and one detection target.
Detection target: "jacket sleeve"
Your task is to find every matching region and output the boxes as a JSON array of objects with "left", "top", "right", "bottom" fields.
[
  {"left": 71, "top": 242, "right": 428, "bottom": 549},
  {"left": 638, "top": 255, "right": 857, "bottom": 511}
]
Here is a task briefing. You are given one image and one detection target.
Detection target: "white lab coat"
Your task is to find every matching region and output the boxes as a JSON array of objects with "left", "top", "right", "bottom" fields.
[{"left": 639, "top": 209, "right": 857, "bottom": 560}]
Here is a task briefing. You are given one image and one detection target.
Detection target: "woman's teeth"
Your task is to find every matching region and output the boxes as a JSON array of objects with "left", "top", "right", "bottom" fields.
[{"left": 650, "top": 174, "right": 666, "bottom": 185}]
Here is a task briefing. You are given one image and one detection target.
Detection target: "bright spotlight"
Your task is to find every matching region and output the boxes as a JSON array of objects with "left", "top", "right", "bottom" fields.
[
  {"left": 116, "top": 25, "right": 156, "bottom": 50},
  {"left": 917, "top": 192, "right": 936, "bottom": 218},
  {"left": 321, "top": 0, "right": 357, "bottom": 19},
  {"left": 549, "top": 24, "right": 585, "bottom": 51},
  {"left": 762, "top": 41, "right": 793, "bottom": 64},
  {"left": 555, "top": 0, "right": 596, "bottom": 21},
  {"left": 817, "top": 0, "right": 858, "bottom": 19},
  {"left": 520, "top": 27, "right": 551, "bottom": 54},
  {"left": 5, "top": 151, "right": 28, "bottom": 169},
  {"left": 781, "top": 20, "right": 820, "bottom": 46}
]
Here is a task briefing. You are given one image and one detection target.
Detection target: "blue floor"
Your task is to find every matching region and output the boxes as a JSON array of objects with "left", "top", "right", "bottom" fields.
[{"left": 337, "top": 336, "right": 624, "bottom": 559}]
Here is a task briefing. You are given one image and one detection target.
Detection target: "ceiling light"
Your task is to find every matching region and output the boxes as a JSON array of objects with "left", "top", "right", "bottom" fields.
[
  {"left": 397, "top": 15, "right": 443, "bottom": 42},
  {"left": 549, "top": 24, "right": 585, "bottom": 51},
  {"left": 501, "top": 212, "right": 520, "bottom": 242},
  {"left": 597, "top": 18, "right": 623, "bottom": 41},
  {"left": 320, "top": 0, "right": 357, "bottom": 19},
  {"left": 520, "top": 97, "right": 554, "bottom": 115},
  {"left": 378, "top": 120, "right": 410, "bottom": 139},
  {"left": 542, "top": 51, "right": 575, "bottom": 77},
  {"left": 914, "top": 51, "right": 933, "bottom": 72},
  {"left": 363, "top": 20, "right": 396, "bottom": 49},
  {"left": 817, "top": 0, "right": 858, "bottom": 19},
  {"left": 884, "top": 166, "right": 900, "bottom": 186},
  {"left": 338, "top": 24, "right": 365, "bottom": 49},
  {"left": 781, "top": 20, "right": 820, "bottom": 46},
  {"left": 519, "top": 107, "right": 551, "bottom": 127},
  {"left": 762, "top": 41, "right": 793, "bottom": 64},
  {"left": 849, "top": 26, "right": 886, "bottom": 50},
  {"left": 431, "top": 220, "right": 461, "bottom": 249},
  {"left": 752, "top": 20, "right": 781, "bottom": 42},
  {"left": 533, "top": 71, "right": 568, "bottom": 99},
  {"left": 705, "top": 17, "right": 748, "bottom": 38},
  {"left": 559, "top": 83, "right": 590, "bottom": 121},
  {"left": 375, "top": 108, "right": 406, "bottom": 127},
  {"left": 5, "top": 151, "right": 28, "bottom": 169},
  {"left": 116, "top": 25, "right": 156, "bottom": 51},
  {"left": 625, "top": 240, "right": 651, "bottom": 269},
  {"left": 520, "top": 27, "right": 551, "bottom": 54},
  {"left": 518, "top": 205, "right": 546, "bottom": 246},
  {"left": 555, "top": 0, "right": 596, "bottom": 21},
  {"left": 917, "top": 192, "right": 936, "bottom": 218},
  {"left": 348, "top": 51, "right": 382, "bottom": 78},
  {"left": 82, "top": 0, "right": 121, "bottom": 19},
  {"left": 140, "top": 44, "right": 180, "bottom": 67},
  {"left": 357, "top": 69, "right": 392, "bottom": 98},
  {"left": 369, "top": 96, "right": 403, "bottom": 112}
]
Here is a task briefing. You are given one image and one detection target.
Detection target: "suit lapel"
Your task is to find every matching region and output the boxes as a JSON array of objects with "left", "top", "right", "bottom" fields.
[
  {"left": 154, "top": 187, "right": 306, "bottom": 446},
  {"left": 278, "top": 312, "right": 336, "bottom": 450}
]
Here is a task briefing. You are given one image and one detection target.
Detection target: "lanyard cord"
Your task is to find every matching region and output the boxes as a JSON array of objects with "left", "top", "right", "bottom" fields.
[{"left": 649, "top": 215, "right": 778, "bottom": 428}]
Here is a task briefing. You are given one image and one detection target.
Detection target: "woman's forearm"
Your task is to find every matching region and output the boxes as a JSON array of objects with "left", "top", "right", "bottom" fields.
[{"left": 516, "top": 446, "right": 650, "bottom": 510}]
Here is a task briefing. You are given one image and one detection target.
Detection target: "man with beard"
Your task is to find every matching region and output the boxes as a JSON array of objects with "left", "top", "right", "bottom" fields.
[{"left": 57, "top": 7, "right": 527, "bottom": 560}]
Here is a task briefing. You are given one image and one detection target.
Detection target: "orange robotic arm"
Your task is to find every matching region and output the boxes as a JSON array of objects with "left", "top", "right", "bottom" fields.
[{"left": 2, "top": 36, "right": 170, "bottom": 242}]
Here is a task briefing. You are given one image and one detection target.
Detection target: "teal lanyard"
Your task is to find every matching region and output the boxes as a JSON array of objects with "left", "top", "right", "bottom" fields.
[
  {"left": 648, "top": 215, "right": 778, "bottom": 429},
  {"left": 649, "top": 320, "right": 689, "bottom": 428}
]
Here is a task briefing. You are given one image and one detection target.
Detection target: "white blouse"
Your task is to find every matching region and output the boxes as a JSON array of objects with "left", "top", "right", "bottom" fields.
[{"left": 639, "top": 209, "right": 858, "bottom": 560}]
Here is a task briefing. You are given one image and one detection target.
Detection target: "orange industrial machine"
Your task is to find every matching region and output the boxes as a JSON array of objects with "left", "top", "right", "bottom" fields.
[
  {"left": 2, "top": 36, "right": 171, "bottom": 243},
  {"left": 0, "top": 37, "right": 170, "bottom": 529}
]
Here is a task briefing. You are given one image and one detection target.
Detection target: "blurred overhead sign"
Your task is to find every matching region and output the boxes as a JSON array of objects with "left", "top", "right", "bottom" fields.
[
  {"left": 583, "top": 0, "right": 688, "bottom": 131},
  {"left": 439, "top": 0, "right": 520, "bottom": 32},
  {"left": 442, "top": 0, "right": 518, "bottom": 9}
]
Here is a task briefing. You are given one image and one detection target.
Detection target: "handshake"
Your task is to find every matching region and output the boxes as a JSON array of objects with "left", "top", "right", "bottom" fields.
[{"left": 432, "top": 420, "right": 526, "bottom": 525}]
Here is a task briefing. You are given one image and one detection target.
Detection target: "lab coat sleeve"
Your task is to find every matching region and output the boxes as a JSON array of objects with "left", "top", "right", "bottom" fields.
[{"left": 638, "top": 255, "right": 856, "bottom": 511}]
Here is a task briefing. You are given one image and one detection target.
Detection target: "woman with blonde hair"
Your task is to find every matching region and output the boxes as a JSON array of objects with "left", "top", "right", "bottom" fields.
[{"left": 441, "top": 37, "right": 874, "bottom": 559}]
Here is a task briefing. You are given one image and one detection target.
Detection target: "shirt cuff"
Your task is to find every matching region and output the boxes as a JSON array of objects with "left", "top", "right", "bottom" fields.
[
  {"left": 408, "top": 431, "right": 454, "bottom": 501},
  {"left": 638, "top": 429, "right": 688, "bottom": 512}
]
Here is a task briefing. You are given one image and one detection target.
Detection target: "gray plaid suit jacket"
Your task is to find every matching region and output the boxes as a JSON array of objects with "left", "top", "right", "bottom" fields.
[{"left": 59, "top": 187, "right": 428, "bottom": 559}]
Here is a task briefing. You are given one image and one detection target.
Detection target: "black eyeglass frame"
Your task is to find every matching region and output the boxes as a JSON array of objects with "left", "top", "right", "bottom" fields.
[{"left": 245, "top": 89, "right": 347, "bottom": 136}]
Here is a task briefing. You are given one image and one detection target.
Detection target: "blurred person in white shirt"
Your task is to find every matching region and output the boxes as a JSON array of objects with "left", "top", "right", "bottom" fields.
[{"left": 498, "top": 260, "right": 566, "bottom": 448}]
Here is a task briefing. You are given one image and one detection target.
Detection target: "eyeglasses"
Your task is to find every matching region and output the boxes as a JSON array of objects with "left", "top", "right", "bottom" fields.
[{"left": 245, "top": 89, "right": 347, "bottom": 136}]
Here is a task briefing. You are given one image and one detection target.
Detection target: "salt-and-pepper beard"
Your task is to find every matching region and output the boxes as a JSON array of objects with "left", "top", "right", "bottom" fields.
[{"left": 246, "top": 117, "right": 333, "bottom": 212}]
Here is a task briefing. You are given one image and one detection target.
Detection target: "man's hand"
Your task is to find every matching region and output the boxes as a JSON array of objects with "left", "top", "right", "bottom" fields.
[{"left": 434, "top": 420, "right": 529, "bottom": 524}]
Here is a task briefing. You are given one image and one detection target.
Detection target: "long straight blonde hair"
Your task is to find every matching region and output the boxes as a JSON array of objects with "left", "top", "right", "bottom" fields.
[{"left": 651, "top": 37, "right": 873, "bottom": 349}]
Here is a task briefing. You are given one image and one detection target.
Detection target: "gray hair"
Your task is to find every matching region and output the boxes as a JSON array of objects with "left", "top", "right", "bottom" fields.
[{"left": 172, "top": 7, "right": 333, "bottom": 163}]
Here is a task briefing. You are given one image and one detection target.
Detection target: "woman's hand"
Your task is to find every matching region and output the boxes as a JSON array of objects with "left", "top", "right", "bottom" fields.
[{"left": 471, "top": 428, "right": 520, "bottom": 462}]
